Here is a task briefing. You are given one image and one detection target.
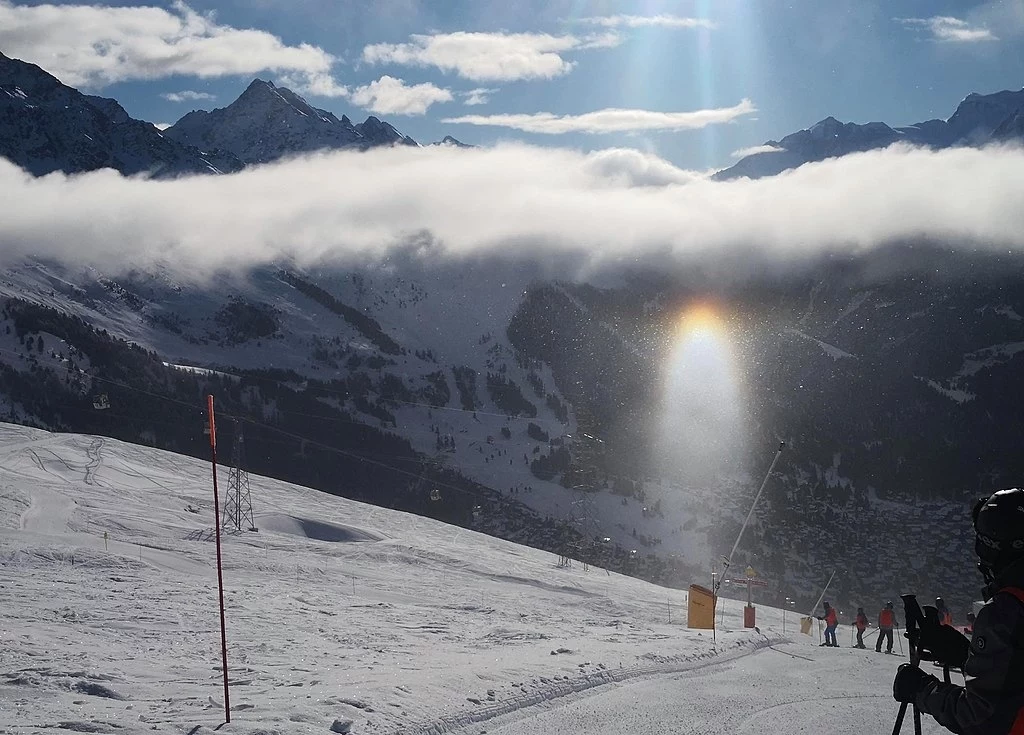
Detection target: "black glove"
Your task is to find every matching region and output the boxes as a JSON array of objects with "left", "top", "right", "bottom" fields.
[
  {"left": 917, "top": 619, "right": 970, "bottom": 668},
  {"left": 893, "top": 663, "right": 939, "bottom": 703}
]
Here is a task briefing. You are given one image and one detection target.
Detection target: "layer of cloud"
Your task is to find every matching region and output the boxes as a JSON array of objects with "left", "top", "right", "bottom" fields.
[
  {"left": 731, "top": 144, "right": 785, "bottom": 159},
  {"left": 161, "top": 90, "right": 216, "bottom": 103},
  {"left": 578, "top": 15, "right": 716, "bottom": 30},
  {"left": 281, "top": 72, "right": 349, "bottom": 98},
  {"left": 350, "top": 76, "right": 452, "bottom": 115},
  {"left": 897, "top": 16, "right": 998, "bottom": 42},
  {"left": 442, "top": 100, "right": 756, "bottom": 134},
  {"left": 580, "top": 148, "right": 705, "bottom": 186},
  {"left": 0, "top": 0, "right": 346, "bottom": 95},
  {"left": 462, "top": 88, "right": 498, "bottom": 106},
  {"left": 3, "top": 143, "right": 1024, "bottom": 281},
  {"left": 361, "top": 31, "right": 620, "bottom": 82}
]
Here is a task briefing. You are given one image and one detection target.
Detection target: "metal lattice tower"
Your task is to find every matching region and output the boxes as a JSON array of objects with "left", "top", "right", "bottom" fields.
[
  {"left": 223, "top": 421, "right": 256, "bottom": 532},
  {"left": 569, "top": 484, "right": 602, "bottom": 571}
]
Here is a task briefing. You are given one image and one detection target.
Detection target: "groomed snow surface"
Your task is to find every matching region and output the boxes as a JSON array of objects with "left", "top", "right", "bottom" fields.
[{"left": 0, "top": 424, "right": 944, "bottom": 734}]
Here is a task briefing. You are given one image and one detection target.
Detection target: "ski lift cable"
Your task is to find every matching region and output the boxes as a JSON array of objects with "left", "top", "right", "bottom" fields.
[
  {"left": 0, "top": 342, "right": 571, "bottom": 432},
  {"left": 0, "top": 353, "right": 466, "bottom": 490},
  {"left": 10, "top": 411, "right": 558, "bottom": 539},
  {"left": 155, "top": 353, "right": 570, "bottom": 429},
  {"left": 0, "top": 346, "right": 608, "bottom": 525}
]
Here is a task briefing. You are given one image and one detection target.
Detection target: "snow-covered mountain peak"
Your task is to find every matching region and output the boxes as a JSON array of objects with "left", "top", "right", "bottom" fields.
[
  {"left": 945, "top": 88, "right": 1024, "bottom": 143},
  {"left": 718, "top": 86, "right": 1024, "bottom": 180},
  {"left": 357, "top": 114, "right": 418, "bottom": 147},
  {"left": 716, "top": 116, "right": 901, "bottom": 180},
  {"left": 164, "top": 78, "right": 418, "bottom": 163},
  {"left": 233, "top": 77, "right": 335, "bottom": 124},
  {"left": 434, "top": 135, "right": 474, "bottom": 148},
  {"left": 0, "top": 52, "right": 236, "bottom": 176},
  {"left": 808, "top": 116, "right": 842, "bottom": 137}
]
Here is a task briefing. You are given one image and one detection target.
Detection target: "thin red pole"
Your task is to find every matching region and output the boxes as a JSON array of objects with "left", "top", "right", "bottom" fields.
[{"left": 207, "top": 394, "right": 231, "bottom": 723}]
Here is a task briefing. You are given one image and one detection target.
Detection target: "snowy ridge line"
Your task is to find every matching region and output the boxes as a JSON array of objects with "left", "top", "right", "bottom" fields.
[{"left": 388, "top": 633, "right": 784, "bottom": 735}]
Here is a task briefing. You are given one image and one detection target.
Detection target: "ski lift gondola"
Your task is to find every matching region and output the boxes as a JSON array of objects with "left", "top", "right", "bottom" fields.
[
  {"left": 92, "top": 393, "right": 110, "bottom": 410},
  {"left": 429, "top": 487, "right": 441, "bottom": 502}
]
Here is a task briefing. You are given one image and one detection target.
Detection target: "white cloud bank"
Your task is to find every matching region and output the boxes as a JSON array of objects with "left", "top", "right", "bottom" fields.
[
  {"left": 0, "top": 0, "right": 347, "bottom": 96},
  {"left": 443, "top": 100, "right": 756, "bottom": 134},
  {"left": 731, "top": 144, "right": 785, "bottom": 158},
  {"left": 579, "top": 15, "right": 716, "bottom": 30},
  {"left": 897, "top": 16, "right": 998, "bottom": 42},
  {"left": 351, "top": 76, "right": 452, "bottom": 115},
  {"left": 462, "top": 88, "right": 498, "bottom": 106},
  {"left": 161, "top": 90, "right": 216, "bottom": 103},
  {"left": 2, "top": 143, "right": 1024, "bottom": 280},
  {"left": 361, "top": 31, "right": 620, "bottom": 82}
]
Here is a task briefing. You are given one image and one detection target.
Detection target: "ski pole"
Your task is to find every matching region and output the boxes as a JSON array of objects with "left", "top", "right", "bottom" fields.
[{"left": 891, "top": 595, "right": 924, "bottom": 735}]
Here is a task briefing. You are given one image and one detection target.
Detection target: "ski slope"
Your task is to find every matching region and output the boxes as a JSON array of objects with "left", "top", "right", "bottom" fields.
[{"left": 0, "top": 424, "right": 944, "bottom": 734}]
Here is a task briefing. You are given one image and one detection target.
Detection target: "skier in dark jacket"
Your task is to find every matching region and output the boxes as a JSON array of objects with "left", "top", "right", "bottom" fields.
[
  {"left": 853, "top": 607, "right": 869, "bottom": 648},
  {"left": 892, "top": 487, "right": 1024, "bottom": 734}
]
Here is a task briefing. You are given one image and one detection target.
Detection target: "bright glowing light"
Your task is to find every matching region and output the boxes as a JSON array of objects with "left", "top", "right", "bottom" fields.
[
  {"left": 676, "top": 302, "right": 723, "bottom": 339},
  {"left": 654, "top": 302, "right": 747, "bottom": 483}
]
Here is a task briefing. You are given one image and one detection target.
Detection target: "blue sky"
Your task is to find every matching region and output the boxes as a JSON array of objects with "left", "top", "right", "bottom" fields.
[{"left": 1, "top": 0, "right": 1022, "bottom": 169}]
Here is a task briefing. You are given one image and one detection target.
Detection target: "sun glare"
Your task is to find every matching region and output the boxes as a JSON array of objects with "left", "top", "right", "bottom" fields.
[
  {"left": 655, "top": 302, "right": 747, "bottom": 483},
  {"left": 675, "top": 302, "right": 725, "bottom": 339}
]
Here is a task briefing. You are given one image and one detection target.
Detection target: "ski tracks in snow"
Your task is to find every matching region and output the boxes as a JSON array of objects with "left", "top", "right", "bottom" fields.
[
  {"left": 388, "top": 636, "right": 781, "bottom": 735},
  {"left": 477, "top": 641, "right": 945, "bottom": 735}
]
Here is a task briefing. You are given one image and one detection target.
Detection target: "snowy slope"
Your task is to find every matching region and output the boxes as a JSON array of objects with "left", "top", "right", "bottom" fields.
[
  {"left": 0, "top": 252, "right": 1012, "bottom": 617},
  {"left": 0, "top": 259, "right": 726, "bottom": 567},
  {"left": 0, "top": 423, "right": 843, "bottom": 735}
]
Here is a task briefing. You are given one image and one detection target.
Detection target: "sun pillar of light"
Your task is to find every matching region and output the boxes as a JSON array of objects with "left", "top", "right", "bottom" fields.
[{"left": 655, "top": 302, "right": 746, "bottom": 483}]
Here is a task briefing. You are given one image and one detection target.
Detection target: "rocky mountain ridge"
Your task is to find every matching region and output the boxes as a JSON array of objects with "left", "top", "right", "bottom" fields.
[
  {"left": 163, "top": 79, "right": 418, "bottom": 164},
  {"left": 717, "top": 88, "right": 1024, "bottom": 180},
  {"left": 0, "top": 53, "right": 426, "bottom": 177},
  {"left": 0, "top": 51, "right": 237, "bottom": 177}
]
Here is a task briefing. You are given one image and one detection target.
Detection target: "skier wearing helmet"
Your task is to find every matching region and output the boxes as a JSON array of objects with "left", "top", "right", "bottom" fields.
[{"left": 892, "top": 487, "right": 1024, "bottom": 734}]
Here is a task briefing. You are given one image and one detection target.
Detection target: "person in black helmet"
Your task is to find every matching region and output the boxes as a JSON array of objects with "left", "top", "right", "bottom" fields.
[{"left": 892, "top": 487, "right": 1024, "bottom": 734}]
